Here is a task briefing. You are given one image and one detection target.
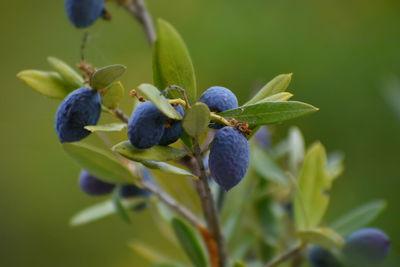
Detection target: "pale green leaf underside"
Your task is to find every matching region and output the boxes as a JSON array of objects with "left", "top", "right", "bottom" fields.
[
  {"left": 298, "top": 228, "right": 345, "bottom": 250},
  {"left": 17, "top": 70, "right": 70, "bottom": 99},
  {"left": 218, "top": 101, "right": 318, "bottom": 126},
  {"left": 294, "top": 142, "right": 330, "bottom": 230},
  {"left": 330, "top": 200, "right": 386, "bottom": 236},
  {"left": 62, "top": 142, "right": 138, "bottom": 184},
  {"left": 102, "top": 81, "right": 125, "bottom": 109},
  {"left": 246, "top": 73, "right": 292, "bottom": 105},
  {"left": 47, "top": 56, "right": 84, "bottom": 89},
  {"left": 136, "top": 83, "right": 182, "bottom": 120},
  {"left": 84, "top": 123, "right": 127, "bottom": 132},
  {"left": 113, "top": 141, "right": 188, "bottom": 162},
  {"left": 257, "top": 92, "right": 293, "bottom": 102},
  {"left": 70, "top": 198, "right": 144, "bottom": 226},
  {"left": 141, "top": 160, "right": 198, "bottom": 179},
  {"left": 153, "top": 19, "right": 197, "bottom": 104}
]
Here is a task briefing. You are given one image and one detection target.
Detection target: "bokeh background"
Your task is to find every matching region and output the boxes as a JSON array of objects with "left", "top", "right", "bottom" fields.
[{"left": 1, "top": 0, "right": 400, "bottom": 266}]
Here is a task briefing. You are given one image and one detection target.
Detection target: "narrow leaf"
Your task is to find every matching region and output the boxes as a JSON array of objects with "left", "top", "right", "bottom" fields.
[
  {"left": 218, "top": 101, "right": 318, "bottom": 126},
  {"left": 288, "top": 126, "right": 305, "bottom": 175},
  {"left": 136, "top": 83, "right": 182, "bottom": 120},
  {"left": 90, "top": 64, "right": 126, "bottom": 90},
  {"left": 84, "top": 123, "right": 127, "bottom": 132},
  {"left": 63, "top": 142, "right": 139, "bottom": 184},
  {"left": 70, "top": 198, "right": 143, "bottom": 226},
  {"left": 326, "top": 152, "right": 345, "bottom": 181},
  {"left": 153, "top": 19, "right": 197, "bottom": 104},
  {"left": 256, "top": 92, "right": 293, "bottom": 102},
  {"left": 141, "top": 160, "right": 198, "bottom": 179},
  {"left": 102, "top": 81, "right": 125, "bottom": 109},
  {"left": 183, "top": 103, "right": 210, "bottom": 137},
  {"left": 171, "top": 217, "right": 207, "bottom": 267},
  {"left": 294, "top": 142, "right": 330, "bottom": 230},
  {"left": 129, "top": 241, "right": 171, "bottom": 263},
  {"left": 113, "top": 141, "right": 188, "bottom": 162},
  {"left": 246, "top": 73, "right": 292, "bottom": 105},
  {"left": 298, "top": 228, "right": 345, "bottom": 250},
  {"left": 250, "top": 145, "right": 287, "bottom": 184},
  {"left": 330, "top": 200, "right": 387, "bottom": 236},
  {"left": 112, "top": 186, "right": 131, "bottom": 223},
  {"left": 17, "top": 70, "right": 70, "bottom": 99},
  {"left": 47, "top": 56, "right": 84, "bottom": 89}
]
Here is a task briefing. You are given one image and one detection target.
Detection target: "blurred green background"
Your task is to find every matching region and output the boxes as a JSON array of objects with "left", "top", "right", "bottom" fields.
[{"left": 1, "top": 0, "right": 400, "bottom": 266}]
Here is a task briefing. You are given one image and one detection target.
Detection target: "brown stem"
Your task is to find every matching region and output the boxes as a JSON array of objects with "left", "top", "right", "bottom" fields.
[
  {"left": 113, "top": 108, "right": 129, "bottom": 123},
  {"left": 265, "top": 242, "right": 306, "bottom": 267},
  {"left": 192, "top": 139, "right": 228, "bottom": 267},
  {"left": 124, "top": 0, "right": 156, "bottom": 45}
]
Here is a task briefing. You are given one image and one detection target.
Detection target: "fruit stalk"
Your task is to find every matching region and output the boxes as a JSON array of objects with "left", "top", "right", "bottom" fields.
[
  {"left": 192, "top": 138, "right": 227, "bottom": 267},
  {"left": 124, "top": 0, "right": 156, "bottom": 45}
]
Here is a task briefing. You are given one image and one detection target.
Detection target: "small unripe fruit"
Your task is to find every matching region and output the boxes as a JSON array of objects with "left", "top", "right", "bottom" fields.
[
  {"left": 159, "top": 105, "right": 184, "bottom": 146},
  {"left": 55, "top": 87, "right": 101, "bottom": 143},
  {"left": 199, "top": 86, "right": 238, "bottom": 112},
  {"left": 128, "top": 101, "right": 166, "bottom": 149},
  {"left": 65, "top": 0, "right": 104, "bottom": 28},
  {"left": 209, "top": 127, "right": 249, "bottom": 190},
  {"left": 344, "top": 228, "right": 391, "bottom": 265},
  {"left": 308, "top": 246, "right": 342, "bottom": 267},
  {"left": 79, "top": 170, "right": 115, "bottom": 196}
]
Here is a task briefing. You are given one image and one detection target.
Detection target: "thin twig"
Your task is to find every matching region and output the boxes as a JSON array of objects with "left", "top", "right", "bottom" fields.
[
  {"left": 142, "top": 180, "right": 205, "bottom": 228},
  {"left": 192, "top": 139, "right": 227, "bottom": 267},
  {"left": 113, "top": 108, "right": 130, "bottom": 123},
  {"left": 124, "top": 0, "right": 156, "bottom": 45},
  {"left": 265, "top": 242, "right": 306, "bottom": 267}
]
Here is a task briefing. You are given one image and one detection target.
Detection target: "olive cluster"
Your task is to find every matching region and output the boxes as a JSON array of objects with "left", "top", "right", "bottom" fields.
[{"left": 128, "top": 86, "right": 249, "bottom": 190}]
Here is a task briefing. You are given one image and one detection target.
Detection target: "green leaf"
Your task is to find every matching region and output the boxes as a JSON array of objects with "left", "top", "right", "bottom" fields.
[
  {"left": 257, "top": 92, "right": 293, "bottom": 102},
  {"left": 298, "top": 228, "right": 345, "bottom": 250},
  {"left": 250, "top": 145, "right": 287, "bottom": 184},
  {"left": 112, "top": 186, "right": 131, "bottom": 223},
  {"left": 153, "top": 19, "right": 197, "bottom": 104},
  {"left": 63, "top": 142, "right": 139, "bottom": 184},
  {"left": 70, "top": 198, "right": 144, "bottom": 226},
  {"left": 141, "top": 160, "right": 198, "bottom": 179},
  {"left": 288, "top": 126, "right": 305, "bottom": 175},
  {"left": 218, "top": 101, "right": 318, "bottom": 126},
  {"left": 136, "top": 83, "right": 182, "bottom": 120},
  {"left": 233, "top": 261, "right": 247, "bottom": 267},
  {"left": 245, "top": 73, "right": 292, "bottom": 105},
  {"left": 84, "top": 123, "right": 127, "bottom": 132},
  {"left": 326, "top": 152, "right": 345, "bottom": 181},
  {"left": 17, "top": 70, "right": 70, "bottom": 99},
  {"left": 183, "top": 103, "right": 210, "bottom": 137},
  {"left": 102, "top": 81, "right": 125, "bottom": 109},
  {"left": 294, "top": 142, "right": 331, "bottom": 230},
  {"left": 330, "top": 200, "right": 386, "bottom": 236},
  {"left": 129, "top": 241, "right": 171, "bottom": 263},
  {"left": 153, "top": 263, "right": 184, "bottom": 267},
  {"left": 171, "top": 217, "right": 207, "bottom": 267},
  {"left": 47, "top": 57, "right": 84, "bottom": 89},
  {"left": 90, "top": 64, "right": 126, "bottom": 90},
  {"left": 113, "top": 141, "right": 188, "bottom": 162},
  {"left": 180, "top": 131, "right": 194, "bottom": 151}
]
